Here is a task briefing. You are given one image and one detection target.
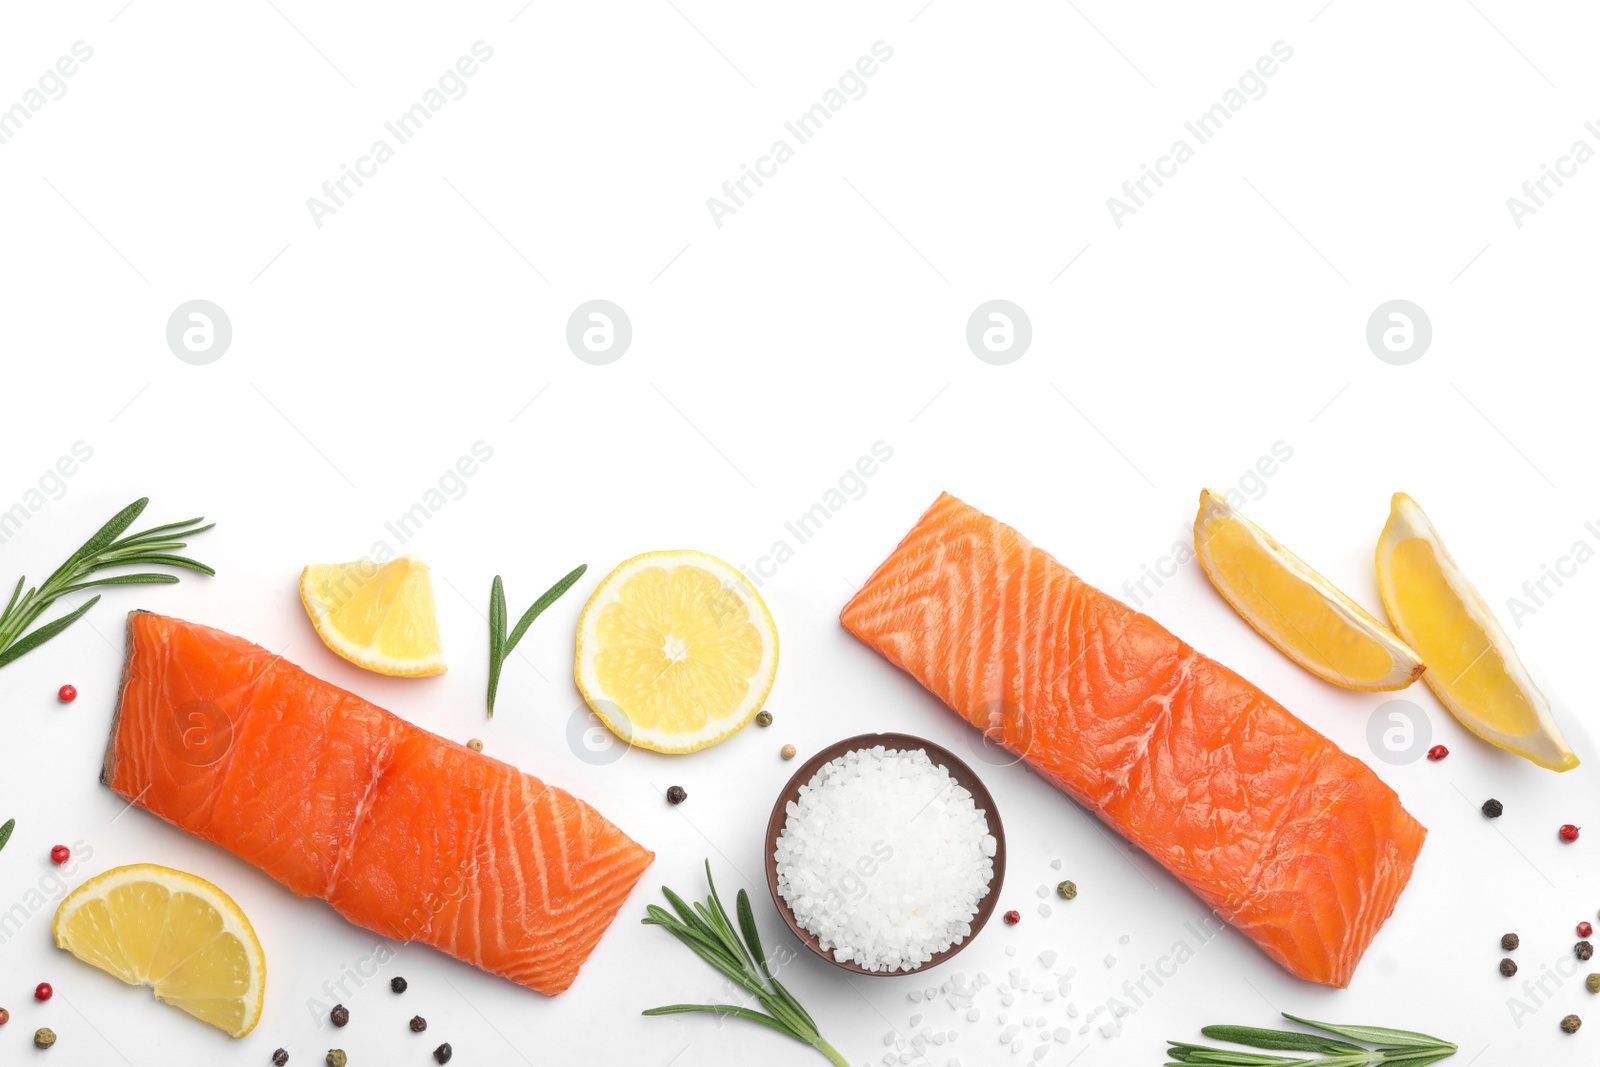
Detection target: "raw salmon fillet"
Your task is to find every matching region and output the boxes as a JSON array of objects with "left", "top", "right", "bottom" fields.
[
  {"left": 102, "top": 612, "right": 654, "bottom": 996},
  {"left": 841, "top": 494, "right": 1425, "bottom": 987}
]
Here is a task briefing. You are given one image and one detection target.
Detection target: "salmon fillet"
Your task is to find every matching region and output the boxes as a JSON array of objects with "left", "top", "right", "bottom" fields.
[
  {"left": 102, "top": 612, "right": 654, "bottom": 996},
  {"left": 840, "top": 493, "right": 1425, "bottom": 988}
]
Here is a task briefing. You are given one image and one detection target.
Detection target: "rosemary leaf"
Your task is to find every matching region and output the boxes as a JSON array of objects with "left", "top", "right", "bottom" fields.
[
  {"left": 483, "top": 564, "right": 585, "bottom": 716},
  {"left": 643, "top": 861, "right": 849, "bottom": 1067},
  {"left": 1281, "top": 1016, "right": 1454, "bottom": 1051},
  {"left": 0, "top": 499, "right": 213, "bottom": 671},
  {"left": 0, "top": 818, "right": 14, "bottom": 854}
]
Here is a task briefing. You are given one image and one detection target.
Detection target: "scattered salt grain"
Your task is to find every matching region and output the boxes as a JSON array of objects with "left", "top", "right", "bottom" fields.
[
  {"left": 1036, "top": 884, "right": 1050, "bottom": 898},
  {"left": 1050, "top": 858, "right": 1063, "bottom": 870},
  {"left": 1066, "top": 1004, "right": 1078, "bottom": 1018},
  {"left": 1041, "top": 990, "right": 1056, "bottom": 1002},
  {"left": 1103, "top": 954, "right": 1116, "bottom": 968},
  {"left": 1038, "top": 950, "right": 1057, "bottom": 968},
  {"left": 775, "top": 746, "right": 996, "bottom": 973},
  {"left": 1005, "top": 945, "right": 1017, "bottom": 957},
  {"left": 882, "top": 1055, "right": 896, "bottom": 1065},
  {"left": 1118, "top": 934, "right": 1130, "bottom": 945},
  {"left": 910, "top": 1014, "right": 922, "bottom": 1027},
  {"left": 926, "top": 987, "right": 937, "bottom": 999},
  {"left": 1011, "top": 1038, "right": 1025, "bottom": 1052},
  {"left": 1038, "top": 904, "right": 1052, "bottom": 918},
  {"left": 967, "top": 1009, "right": 980, "bottom": 1022},
  {"left": 1033, "top": 1046, "right": 1049, "bottom": 1061},
  {"left": 910, "top": 990, "right": 924, "bottom": 1002},
  {"left": 1054, "top": 1027, "right": 1071, "bottom": 1042},
  {"left": 884, "top": 1030, "right": 896, "bottom": 1045}
]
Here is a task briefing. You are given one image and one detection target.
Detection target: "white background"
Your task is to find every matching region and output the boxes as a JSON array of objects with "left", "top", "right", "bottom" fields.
[{"left": 1, "top": 1, "right": 1598, "bottom": 1064}]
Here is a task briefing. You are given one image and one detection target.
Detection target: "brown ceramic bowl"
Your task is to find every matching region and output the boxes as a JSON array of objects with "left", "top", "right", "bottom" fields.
[{"left": 763, "top": 731, "right": 1006, "bottom": 975}]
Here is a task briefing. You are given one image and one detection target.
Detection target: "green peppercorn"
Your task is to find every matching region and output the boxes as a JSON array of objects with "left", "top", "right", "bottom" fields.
[
  {"left": 326, "top": 1051, "right": 347, "bottom": 1067},
  {"left": 755, "top": 710, "right": 773, "bottom": 727},
  {"left": 1562, "top": 1015, "right": 1582, "bottom": 1034},
  {"left": 1056, "top": 880, "right": 1078, "bottom": 900},
  {"left": 1587, "top": 973, "right": 1600, "bottom": 994},
  {"left": 34, "top": 1028, "right": 56, "bottom": 1050}
]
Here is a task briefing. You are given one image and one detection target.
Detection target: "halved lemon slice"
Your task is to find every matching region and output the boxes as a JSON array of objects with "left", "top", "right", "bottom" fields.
[
  {"left": 1376, "top": 492, "right": 1577, "bottom": 771},
  {"left": 301, "top": 556, "right": 446, "bottom": 676},
  {"left": 1195, "top": 489, "right": 1423, "bottom": 691},
  {"left": 575, "top": 550, "right": 778, "bottom": 753},
  {"left": 53, "top": 864, "right": 265, "bottom": 1038}
]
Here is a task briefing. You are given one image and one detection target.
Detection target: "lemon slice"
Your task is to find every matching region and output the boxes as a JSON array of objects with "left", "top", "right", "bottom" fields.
[
  {"left": 575, "top": 550, "right": 778, "bottom": 753},
  {"left": 53, "top": 864, "right": 265, "bottom": 1038},
  {"left": 1376, "top": 492, "right": 1577, "bottom": 771},
  {"left": 1195, "top": 489, "right": 1424, "bottom": 691},
  {"left": 301, "top": 556, "right": 446, "bottom": 676}
]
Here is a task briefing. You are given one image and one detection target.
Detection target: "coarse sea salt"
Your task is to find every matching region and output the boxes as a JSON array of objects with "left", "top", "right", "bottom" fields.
[{"left": 774, "top": 746, "right": 996, "bottom": 973}]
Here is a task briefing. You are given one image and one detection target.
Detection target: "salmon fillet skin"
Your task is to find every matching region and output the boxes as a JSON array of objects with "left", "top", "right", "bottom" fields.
[
  {"left": 840, "top": 493, "right": 1426, "bottom": 988},
  {"left": 102, "top": 612, "right": 654, "bottom": 996}
]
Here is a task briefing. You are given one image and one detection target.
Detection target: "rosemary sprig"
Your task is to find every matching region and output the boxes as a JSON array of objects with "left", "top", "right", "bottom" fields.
[
  {"left": 0, "top": 499, "right": 213, "bottom": 671},
  {"left": 485, "top": 564, "right": 586, "bottom": 715},
  {"left": 642, "top": 861, "right": 849, "bottom": 1067},
  {"left": 0, "top": 819, "right": 14, "bottom": 854},
  {"left": 1169, "top": 1015, "right": 1457, "bottom": 1067}
]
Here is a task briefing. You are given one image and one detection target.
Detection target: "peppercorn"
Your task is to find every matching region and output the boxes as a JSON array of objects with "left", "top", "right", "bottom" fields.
[
  {"left": 34, "top": 983, "right": 52, "bottom": 1001},
  {"left": 391, "top": 976, "right": 407, "bottom": 993},
  {"left": 1588, "top": 974, "right": 1600, "bottom": 994},
  {"left": 34, "top": 1027, "right": 55, "bottom": 1049},
  {"left": 1482, "top": 798, "right": 1504, "bottom": 818},
  {"left": 434, "top": 1043, "right": 453, "bottom": 1064},
  {"left": 1503, "top": 933, "right": 1520, "bottom": 951},
  {"left": 1003, "top": 909, "right": 1020, "bottom": 926},
  {"left": 466, "top": 738, "right": 483, "bottom": 753},
  {"left": 330, "top": 1004, "right": 349, "bottom": 1027},
  {"left": 273, "top": 1050, "right": 289, "bottom": 1066},
  {"left": 1426, "top": 744, "right": 1448, "bottom": 761},
  {"left": 58, "top": 685, "right": 76, "bottom": 703},
  {"left": 1562, "top": 824, "right": 1582, "bottom": 843},
  {"left": 1501, "top": 958, "right": 1519, "bottom": 977},
  {"left": 780, "top": 744, "right": 796, "bottom": 760},
  {"left": 410, "top": 1016, "right": 427, "bottom": 1033},
  {"left": 755, "top": 710, "right": 773, "bottom": 727},
  {"left": 326, "top": 1051, "right": 346, "bottom": 1067},
  {"left": 1563, "top": 1015, "right": 1583, "bottom": 1034},
  {"left": 1582, "top": 922, "right": 1594, "bottom": 939},
  {"left": 666, "top": 785, "right": 687, "bottom": 805},
  {"left": 0, "top": 1007, "right": 8, "bottom": 1026},
  {"left": 50, "top": 845, "right": 69, "bottom": 865},
  {"left": 1056, "top": 880, "right": 1077, "bottom": 900},
  {"left": 1578, "top": 941, "right": 1594, "bottom": 962}
]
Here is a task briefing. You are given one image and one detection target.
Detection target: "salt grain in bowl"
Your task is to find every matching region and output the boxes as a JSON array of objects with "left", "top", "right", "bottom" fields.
[{"left": 774, "top": 745, "right": 997, "bottom": 972}]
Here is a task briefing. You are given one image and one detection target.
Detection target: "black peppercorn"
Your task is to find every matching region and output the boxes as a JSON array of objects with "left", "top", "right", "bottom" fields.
[
  {"left": 391, "top": 976, "right": 408, "bottom": 994},
  {"left": 1579, "top": 941, "right": 1594, "bottom": 962},
  {"left": 1503, "top": 933, "right": 1520, "bottom": 951},
  {"left": 434, "top": 1043, "right": 453, "bottom": 1064},
  {"left": 330, "top": 1004, "right": 349, "bottom": 1027},
  {"left": 666, "top": 785, "right": 687, "bottom": 805},
  {"left": 1482, "top": 798, "right": 1504, "bottom": 818},
  {"left": 1501, "top": 958, "right": 1519, "bottom": 977},
  {"left": 410, "top": 1016, "right": 427, "bottom": 1033},
  {"left": 273, "top": 1051, "right": 289, "bottom": 1066},
  {"left": 1562, "top": 1014, "right": 1582, "bottom": 1034}
]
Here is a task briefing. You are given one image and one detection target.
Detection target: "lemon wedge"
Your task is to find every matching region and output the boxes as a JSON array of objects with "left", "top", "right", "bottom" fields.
[
  {"left": 575, "top": 550, "right": 778, "bottom": 753},
  {"left": 1195, "top": 489, "right": 1423, "bottom": 691},
  {"left": 53, "top": 864, "right": 265, "bottom": 1038},
  {"left": 1376, "top": 492, "right": 1577, "bottom": 771},
  {"left": 301, "top": 556, "right": 446, "bottom": 676}
]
